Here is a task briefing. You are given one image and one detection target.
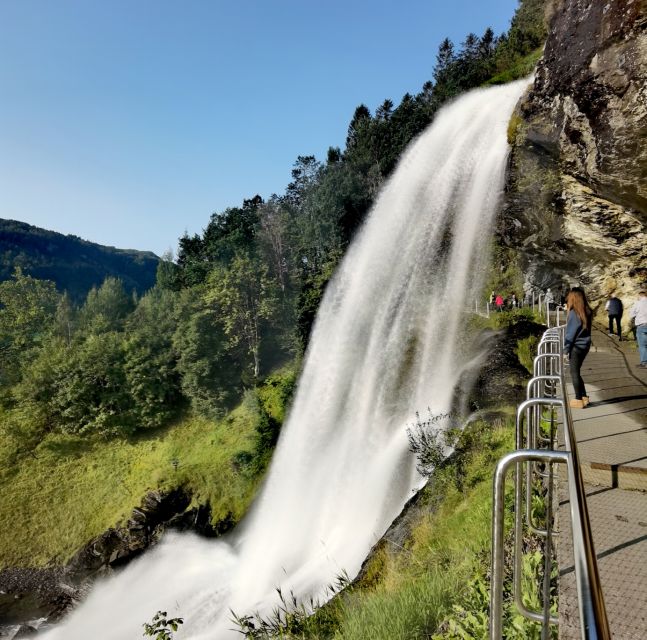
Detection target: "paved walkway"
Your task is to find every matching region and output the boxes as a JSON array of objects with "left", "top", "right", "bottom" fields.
[{"left": 556, "top": 328, "right": 647, "bottom": 639}]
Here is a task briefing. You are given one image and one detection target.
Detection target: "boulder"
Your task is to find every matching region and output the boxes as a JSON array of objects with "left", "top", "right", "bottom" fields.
[{"left": 66, "top": 487, "right": 191, "bottom": 582}]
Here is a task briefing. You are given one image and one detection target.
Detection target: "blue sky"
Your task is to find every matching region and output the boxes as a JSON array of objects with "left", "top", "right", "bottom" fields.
[{"left": 0, "top": 0, "right": 519, "bottom": 256}]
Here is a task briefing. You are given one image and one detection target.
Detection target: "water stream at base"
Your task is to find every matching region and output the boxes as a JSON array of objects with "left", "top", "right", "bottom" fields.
[{"left": 42, "top": 78, "right": 529, "bottom": 640}]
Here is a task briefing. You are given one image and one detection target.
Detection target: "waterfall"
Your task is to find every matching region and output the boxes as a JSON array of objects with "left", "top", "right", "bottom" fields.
[{"left": 42, "top": 78, "right": 529, "bottom": 640}]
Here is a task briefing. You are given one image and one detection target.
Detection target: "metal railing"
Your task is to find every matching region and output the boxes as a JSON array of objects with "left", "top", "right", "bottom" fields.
[{"left": 489, "top": 325, "right": 611, "bottom": 639}]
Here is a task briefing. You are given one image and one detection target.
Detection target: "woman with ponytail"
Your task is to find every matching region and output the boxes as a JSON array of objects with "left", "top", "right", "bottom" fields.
[{"left": 564, "top": 287, "right": 593, "bottom": 408}]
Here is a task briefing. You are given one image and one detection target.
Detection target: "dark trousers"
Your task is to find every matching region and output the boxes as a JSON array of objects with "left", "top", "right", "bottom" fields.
[
  {"left": 608, "top": 314, "right": 622, "bottom": 336},
  {"left": 570, "top": 345, "right": 590, "bottom": 399}
]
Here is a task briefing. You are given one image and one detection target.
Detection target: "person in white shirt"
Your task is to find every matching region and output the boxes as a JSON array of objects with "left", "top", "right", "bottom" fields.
[{"left": 629, "top": 291, "right": 647, "bottom": 367}]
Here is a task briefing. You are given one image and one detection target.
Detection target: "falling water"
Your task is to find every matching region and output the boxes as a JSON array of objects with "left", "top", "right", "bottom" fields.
[{"left": 41, "top": 78, "right": 529, "bottom": 640}]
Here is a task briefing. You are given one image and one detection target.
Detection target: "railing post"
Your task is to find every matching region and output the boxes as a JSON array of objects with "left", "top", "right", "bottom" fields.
[{"left": 490, "top": 450, "right": 569, "bottom": 640}]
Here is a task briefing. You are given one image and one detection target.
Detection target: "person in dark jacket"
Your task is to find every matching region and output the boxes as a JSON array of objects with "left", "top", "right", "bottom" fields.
[
  {"left": 605, "top": 294, "right": 623, "bottom": 339},
  {"left": 564, "top": 287, "right": 593, "bottom": 409}
]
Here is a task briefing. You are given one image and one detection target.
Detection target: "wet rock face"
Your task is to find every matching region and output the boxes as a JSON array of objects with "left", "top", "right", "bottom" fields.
[
  {"left": 530, "top": 0, "right": 647, "bottom": 214},
  {"left": 503, "top": 0, "right": 647, "bottom": 310}
]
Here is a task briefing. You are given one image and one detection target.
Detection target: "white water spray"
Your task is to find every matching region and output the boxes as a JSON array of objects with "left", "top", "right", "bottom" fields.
[{"left": 43, "top": 79, "right": 528, "bottom": 639}]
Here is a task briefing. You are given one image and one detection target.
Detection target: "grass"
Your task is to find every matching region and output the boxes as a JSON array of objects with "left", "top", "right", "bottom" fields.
[
  {"left": 516, "top": 335, "right": 540, "bottom": 374},
  {"left": 334, "top": 479, "right": 497, "bottom": 639},
  {"left": 485, "top": 47, "right": 544, "bottom": 86},
  {"left": 507, "top": 111, "right": 524, "bottom": 145},
  {"left": 330, "top": 420, "right": 514, "bottom": 640},
  {"left": 0, "top": 390, "right": 265, "bottom": 568}
]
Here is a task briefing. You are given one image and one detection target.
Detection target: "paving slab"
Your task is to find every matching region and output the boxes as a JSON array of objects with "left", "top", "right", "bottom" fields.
[
  {"left": 556, "top": 484, "right": 647, "bottom": 639},
  {"left": 556, "top": 329, "right": 647, "bottom": 639}
]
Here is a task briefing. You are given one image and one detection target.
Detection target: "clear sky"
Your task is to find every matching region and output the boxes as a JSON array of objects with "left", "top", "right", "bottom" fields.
[{"left": 0, "top": 0, "right": 519, "bottom": 257}]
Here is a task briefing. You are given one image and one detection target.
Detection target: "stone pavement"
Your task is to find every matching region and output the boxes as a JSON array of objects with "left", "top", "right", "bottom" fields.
[{"left": 556, "top": 328, "right": 647, "bottom": 639}]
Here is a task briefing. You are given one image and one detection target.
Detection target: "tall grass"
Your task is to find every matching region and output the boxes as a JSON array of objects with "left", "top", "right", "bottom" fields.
[
  {"left": 329, "top": 421, "right": 511, "bottom": 639},
  {"left": 0, "top": 392, "right": 263, "bottom": 567}
]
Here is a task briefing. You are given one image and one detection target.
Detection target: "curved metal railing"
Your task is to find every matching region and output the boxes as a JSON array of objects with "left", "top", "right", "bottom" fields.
[{"left": 489, "top": 325, "right": 611, "bottom": 639}]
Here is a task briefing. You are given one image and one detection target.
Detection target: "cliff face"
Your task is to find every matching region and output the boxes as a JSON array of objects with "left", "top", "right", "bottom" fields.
[{"left": 502, "top": 0, "right": 647, "bottom": 313}]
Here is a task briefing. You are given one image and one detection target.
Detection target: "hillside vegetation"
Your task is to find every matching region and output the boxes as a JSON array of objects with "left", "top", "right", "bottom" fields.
[{"left": 0, "top": 218, "right": 159, "bottom": 302}]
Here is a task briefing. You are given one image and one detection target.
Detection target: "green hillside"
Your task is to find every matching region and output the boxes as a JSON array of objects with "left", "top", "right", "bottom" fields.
[{"left": 0, "top": 218, "right": 159, "bottom": 301}]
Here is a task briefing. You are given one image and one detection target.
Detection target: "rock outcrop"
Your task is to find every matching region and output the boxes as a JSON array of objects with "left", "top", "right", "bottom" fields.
[
  {"left": 0, "top": 488, "right": 234, "bottom": 629},
  {"left": 502, "top": 0, "right": 647, "bottom": 315}
]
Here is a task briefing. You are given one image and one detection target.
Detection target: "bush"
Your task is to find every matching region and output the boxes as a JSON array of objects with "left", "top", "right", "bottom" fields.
[
  {"left": 492, "top": 307, "right": 536, "bottom": 329},
  {"left": 516, "top": 335, "right": 539, "bottom": 374}
]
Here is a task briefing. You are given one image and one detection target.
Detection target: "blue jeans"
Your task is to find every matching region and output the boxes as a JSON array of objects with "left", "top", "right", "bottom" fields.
[{"left": 638, "top": 324, "right": 647, "bottom": 364}]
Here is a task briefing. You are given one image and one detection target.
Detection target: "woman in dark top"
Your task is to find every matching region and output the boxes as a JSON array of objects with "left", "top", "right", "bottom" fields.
[{"left": 564, "top": 287, "right": 593, "bottom": 408}]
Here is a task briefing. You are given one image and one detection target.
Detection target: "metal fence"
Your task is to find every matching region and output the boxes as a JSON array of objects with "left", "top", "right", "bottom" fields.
[{"left": 489, "top": 326, "right": 611, "bottom": 639}]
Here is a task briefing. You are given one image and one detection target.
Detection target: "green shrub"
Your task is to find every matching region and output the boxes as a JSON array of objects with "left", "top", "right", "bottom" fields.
[
  {"left": 492, "top": 307, "right": 536, "bottom": 330},
  {"left": 516, "top": 335, "right": 539, "bottom": 374}
]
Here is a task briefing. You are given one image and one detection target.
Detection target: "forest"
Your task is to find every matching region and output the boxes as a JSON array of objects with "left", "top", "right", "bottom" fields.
[{"left": 0, "top": 218, "right": 159, "bottom": 302}]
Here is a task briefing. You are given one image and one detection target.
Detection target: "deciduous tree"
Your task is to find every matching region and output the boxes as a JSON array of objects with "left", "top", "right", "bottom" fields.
[{"left": 206, "top": 255, "right": 279, "bottom": 379}]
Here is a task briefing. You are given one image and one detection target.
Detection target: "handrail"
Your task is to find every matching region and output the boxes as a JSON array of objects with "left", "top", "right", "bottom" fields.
[
  {"left": 490, "top": 449, "right": 569, "bottom": 639},
  {"left": 561, "top": 370, "right": 610, "bottom": 638},
  {"left": 489, "top": 324, "right": 611, "bottom": 639}
]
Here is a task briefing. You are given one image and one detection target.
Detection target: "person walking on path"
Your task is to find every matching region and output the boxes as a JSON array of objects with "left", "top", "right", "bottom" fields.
[
  {"left": 629, "top": 290, "right": 647, "bottom": 368},
  {"left": 564, "top": 287, "right": 593, "bottom": 408},
  {"left": 495, "top": 294, "right": 504, "bottom": 312},
  {"left": 605, "top": 293, "right": 624, "bottom": 339}
]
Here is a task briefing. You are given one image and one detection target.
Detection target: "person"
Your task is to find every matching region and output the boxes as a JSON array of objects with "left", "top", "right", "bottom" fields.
[
  {"left": 510, "top": 293, "right": 518, "bottom": 308},
  {"left": 564, "top": 287, "right": 593, "bottom": 408},
  {"left": 629, "top": 291, "right": 647, "bottom": 368},
  {"left": 495, "top": 294, "right": 504, "bottom": 312},
  {"left": 605, "top": 293, "right": 623, "bottom": 339}
]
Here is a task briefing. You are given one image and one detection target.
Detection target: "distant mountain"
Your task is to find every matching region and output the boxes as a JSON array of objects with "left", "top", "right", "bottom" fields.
[{"left": 0, "top": 219, "right": 159, "bottom": 302}]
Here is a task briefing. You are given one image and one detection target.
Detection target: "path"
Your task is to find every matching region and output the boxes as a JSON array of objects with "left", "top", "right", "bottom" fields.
[{"left": 556, "top": 328, "right": 647, "bottom": 639}]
